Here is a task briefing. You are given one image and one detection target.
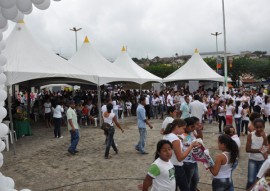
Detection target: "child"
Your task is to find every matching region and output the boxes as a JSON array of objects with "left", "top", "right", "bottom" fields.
[
  {"left": 163, "top": 119, "right": 199, "bottom": 191},
  {"left": 160, "top": 107, "right": 177, "bottom": 135},
  {"left": 209, "top": 134, "right": 239, "bottom": 191},
  {"left": 246, "top": 118, "right": 267, "bottom": 189},
  {"left": 181, "top": 117, "right": 200, "bottom": 191},
  {"left": 248, "top": 112, "right": 261, "bottom": 133},
  {"left": 139, "top": 140, "right": 176, "bottom": 191},
  {"left": 207, "top": 105, "right": 213, "bottom": 124}
]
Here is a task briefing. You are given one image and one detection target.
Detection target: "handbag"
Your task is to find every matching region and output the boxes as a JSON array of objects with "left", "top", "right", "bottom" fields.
[{"left": 101, "top": 122, "right": 110, "bottom": 130}]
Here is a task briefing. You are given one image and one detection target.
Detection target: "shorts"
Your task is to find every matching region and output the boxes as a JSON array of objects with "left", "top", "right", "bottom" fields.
[{"left": 45, "top": 112, "right": 51, "bottom": 120}]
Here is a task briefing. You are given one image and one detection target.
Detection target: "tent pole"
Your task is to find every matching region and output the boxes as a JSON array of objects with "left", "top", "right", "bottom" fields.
[
  {"left": 7, "top": 85, "right": 16, "bottom": 155},
  {"left": 97, "top": 78, "right": 102, "bottom": 127},
  {"left": 140, "top": 84, "right": 142, "bottom": 95},
  {"left": 27, "top": 81, "right": 31, "bottom": 118}
]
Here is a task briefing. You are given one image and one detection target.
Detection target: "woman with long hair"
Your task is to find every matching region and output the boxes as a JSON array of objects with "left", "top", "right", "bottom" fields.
[
  {"left": 218, "top": 100, "right": 226, "bottom": 133},
  {"left": 209, "top": 134, "right": 239, "bottom": 191},
  {"left": 163, "top": 119, "right": 198, "bottom": 191},
  {"left": 234, "top": 101, "right": 242, "bottom": 137},
  {"left": 225, "top": 99, "right": 235, "bottom": 125}
]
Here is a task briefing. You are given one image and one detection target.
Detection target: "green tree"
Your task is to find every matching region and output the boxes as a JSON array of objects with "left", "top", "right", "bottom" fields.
[{"left": 144, "top": 64, "right": 178, "bottom": 78}]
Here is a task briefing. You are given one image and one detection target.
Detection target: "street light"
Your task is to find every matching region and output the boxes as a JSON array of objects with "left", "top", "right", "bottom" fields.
[
  {"left": 211, "top": 32, "right": 222, "bottom": 71},
  {"left": 70, "top": 27, "right": 82, "bottom": 52},
  {"left": 211, "top": 32, "right": 222, "bottom": 90},
  {"left": 221, "top": 0, "right": 228, "bottom": 90}
]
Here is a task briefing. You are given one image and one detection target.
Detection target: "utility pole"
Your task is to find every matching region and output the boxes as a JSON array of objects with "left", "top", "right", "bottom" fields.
[
  {"left": 70, "top": 27, "right": 82, "bottom": 52},
  {"left": 222, "top": 0, "right": 228, "bottom": 91},
  {"left": 211, "top": 32, "right": 222, "bottom": 71}
]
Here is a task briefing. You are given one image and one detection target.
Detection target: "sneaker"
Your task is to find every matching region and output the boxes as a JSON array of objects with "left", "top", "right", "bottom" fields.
[
  {"left": 105, "top": 155, "right": 112, "bottom": 159},
  {"left": 59, "top": 136, "right": 63, "bottom": 139},
  {"left": 68, "top": 149, "right": 75, "bottom": 155},
  {"left": 74, "top": 150, "right": 79, "bottom": 153},
  {"left": 140, "top": 151, "right": 149, "bottom": 155}
]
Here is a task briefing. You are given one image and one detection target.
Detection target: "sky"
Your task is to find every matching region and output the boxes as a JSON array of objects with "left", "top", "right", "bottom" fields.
[{"left": 4, "top": 0, "right": 270, "bottom": 60}]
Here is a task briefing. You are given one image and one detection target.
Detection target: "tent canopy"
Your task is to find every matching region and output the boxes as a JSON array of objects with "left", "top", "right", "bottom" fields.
[
  {"left": 3, "top": 21, "right": 96, "bottom": 86},
  {"left": 163, "top": 49, "right": 226, "bottom": 83},
  {"left": 113, "top": 47, "right": 162, "bottom": 84},
  {"left": 67, "top": 37, "right": 139, "bottom": 85}
]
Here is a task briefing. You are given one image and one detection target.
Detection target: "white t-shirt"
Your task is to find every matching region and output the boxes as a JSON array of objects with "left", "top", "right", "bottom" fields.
[
  {"left": 189, "top": 100, "right": 207, "bottom": 122},
  {"left": 218, "top": 106, "right": 225, "bottom": 117},
  {"left": 101, "top": 105, "right": 107, "bottom": 114},
  {"left": 125, "top": 101, "right": 132, "bottom": 109},
  {"left": 262, "top": 103, "right": 270, "bottom": 116},
  {"left": 103, "top": 112, "right": 115, "bottom": 126},
  {"left": 148, "top": 157, "right": 176, "bottom": 191},
  {"left": 159, "top": 95, "right": 165, "bottom": 105},
  {"left": 231, "top": 135, "right": 241, "bottom": 148},
  {"left": 161, "top": 117, "right": 174, "bottom": 130},
  {"left": 145, "top": 95, "right": 150, "bottom": 105},
  {"left": 254, "top": 95, "right": 263, "bottom": 107},
  {"left": 112, "top": 100, "right": 118, "bottom": 110},
  {"left": 249, "top": 132, "right": 265, "bottom": 161},
  {"left": 152, "top": 97, "right": 160, "bottom": 106},
  {"left": 257, "top": 156, "right": 270, "bottom": 179},
  {"left": 53, "top": 105, "right": 64, "bottom": 118},
  {"left": 44, "top": 102, "right": 51, "bottom": 113},
  {"left": 166, "top": 94, "right": 174, "bottom": 107},
  {"left": 163, "top": 133, "right": 183, "bottom": 166},
  {"left": 234, "top": 106, "right": 243, "bottom": 118},
  {"left": 226, "top": 105, "right": 234, "bottom": 116}
]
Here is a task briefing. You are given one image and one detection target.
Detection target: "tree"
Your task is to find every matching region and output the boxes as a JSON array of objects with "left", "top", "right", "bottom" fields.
[{"left": 144, "top": 64, "right": 178, "bottom": 78}]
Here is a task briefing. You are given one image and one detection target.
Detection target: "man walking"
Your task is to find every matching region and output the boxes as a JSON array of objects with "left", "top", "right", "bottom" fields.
[
  {"left": 67, "top": 100, "right": 80, "bottom": 155},
  {"left": 135, "top": 96, "right": 153, "bottom": 154},
  {"left": 180, "top": 95, "right": 190, "bottom": 119}
]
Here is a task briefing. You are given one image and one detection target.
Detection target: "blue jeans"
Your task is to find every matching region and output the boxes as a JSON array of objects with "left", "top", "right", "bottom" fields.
[
  {"left": 234, "top": 118, "right": 241, "bottom": 137},
  {"left": 105, "top": 126, "right": 117, "bottom": 158},
  {"left": 246, "top": 159, "right": 264, "bottom": 189},
  {"left": 68, "top": 129, "right": 79, "bottom": 152},
  {"left": 229, "top": 160, "right": 238, "bottom": 191},
  {"left": 113, "top": 109, "right": 118, "bottom": 119},
  {"left": 183, "top": 162, "right": 199, "bottom": 191},
  {"left": 212, "top": 178, "right": 231, "bottom": 191},
  {"left": 136, "top": 128, "right": 147, "bottom": 153},
  {"left": 175, "top": 165, "right": 190, "bottom": 191}
]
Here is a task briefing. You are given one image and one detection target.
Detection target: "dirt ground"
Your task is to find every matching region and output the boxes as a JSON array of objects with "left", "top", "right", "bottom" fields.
[{"left": 1, "top": 116, "right": 269, "bottom": 191}]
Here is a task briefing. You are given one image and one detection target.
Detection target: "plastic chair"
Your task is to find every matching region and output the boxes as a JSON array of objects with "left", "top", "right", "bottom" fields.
[
  {"left": 3, "top": 120, "right": 17, "bottom": 144},
  {"left": 94, "top": 118, "right": 98, "bottom": 127}
]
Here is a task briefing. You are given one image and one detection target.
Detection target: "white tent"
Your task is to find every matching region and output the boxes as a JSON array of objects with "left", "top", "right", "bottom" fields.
[
  {"left": 67, "top": 37, "right": 139, "bottom": 85},
  {"left": 3, "top": 21, "right": 96, "bottom": 86},
  {"left": 163, "top": 49, "right": 226, "bottom": 83},
  {"left": 113, "top": 47, "right": 162, "bottom": 84}
]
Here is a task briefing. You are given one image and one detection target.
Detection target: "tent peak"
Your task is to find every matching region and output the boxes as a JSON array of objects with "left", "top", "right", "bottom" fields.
[
  {"left": 121, "top": 46, "right": 126, "bottom": 52},
  {"left": 84, "top": 36, "right": 89, "bottom": 43},
  {"left": 194, "top": 48, "right": 199, "bottom": 53},
  {"left": 18, "top": 20, "right": 25, "bottom": 24}
]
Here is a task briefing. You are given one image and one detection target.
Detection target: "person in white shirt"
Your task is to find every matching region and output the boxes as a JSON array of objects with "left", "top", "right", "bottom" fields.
[
  {"left": 140, "top": 140, "right": 176, "bottom": 191},
  {"left": 125, "top": 99, "right": 132, "bottom": 117},
  {"left": 152, "top": 93, "right": 160, "bottom": 119},
  {"left": 43, "top": 98, "right": 52, "bottom": 128},
  {"left": 159, "top": 92, "right": 165, "bottom": 119},
  {"left": 189, "top": 95, "right": 207, "bottom": 122},
  {"left": 262, "top": 96, "right": 270, "bottom": 125},
  {"left": 52, "top": 101, "right": 64, "bottom": 138},
  {"left": 225, "top": 99, "right": 235, "bottom": 126},
  {"left": 166, "top": 90, "right": 175, "bottom": 113},
  {"left": 234, "top": 101, "right": 243, "bottom": 137},
  {"left": 254, "top": 93, "right": 263, "bottom": 113},
  {"left": 218, "top": 100, "right": 226, "bottom": 133},
  {"left": 160, "top": 107, "right": 177, "bottom": 135},
  {"left": 145, "top": 94, "right": 151, "bottom": 120}
]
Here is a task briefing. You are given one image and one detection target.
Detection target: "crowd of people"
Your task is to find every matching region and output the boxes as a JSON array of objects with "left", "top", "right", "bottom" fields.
[{"left": 12, "top": 84, "right": 270, "bottom": 190}]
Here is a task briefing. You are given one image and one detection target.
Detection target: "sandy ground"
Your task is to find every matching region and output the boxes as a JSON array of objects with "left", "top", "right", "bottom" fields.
[{"left": 1, "top": 116, "right": 269, "bottom": 191}]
